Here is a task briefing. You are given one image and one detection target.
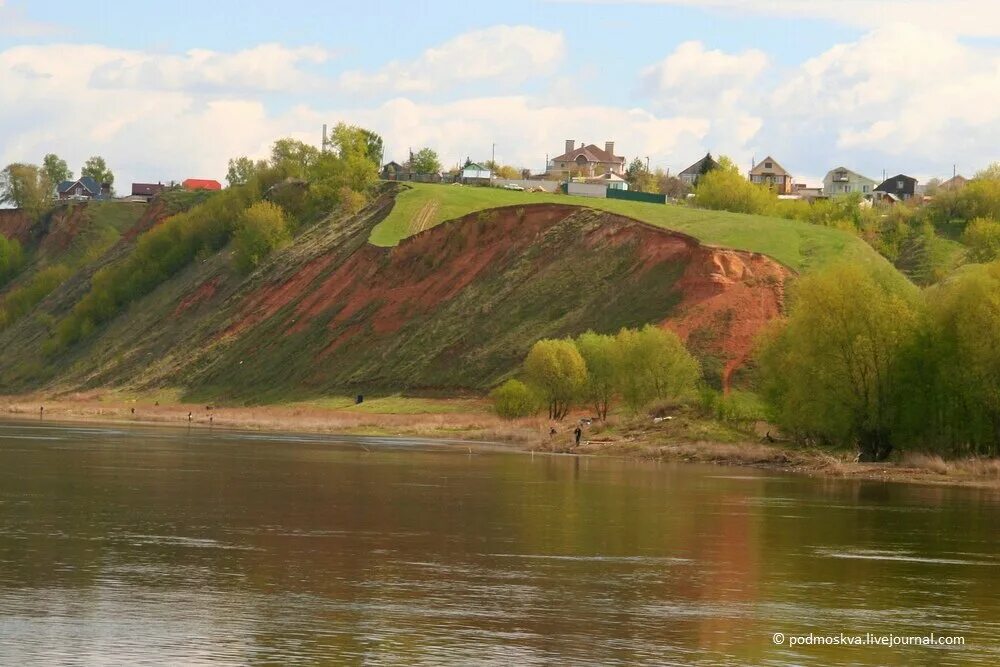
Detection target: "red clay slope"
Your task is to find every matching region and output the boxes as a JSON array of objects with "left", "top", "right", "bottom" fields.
[{"left": 220, "top": 204, "right": 791, "bottom": 391}]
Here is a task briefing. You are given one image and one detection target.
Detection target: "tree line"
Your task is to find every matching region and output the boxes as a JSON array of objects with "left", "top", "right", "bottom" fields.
[
  {"left": 492, "top": 325, "right": 701, "bottom": 420},
  {"left": 50, "top": 124, "right": 382, "bottom": 351},
  {"left": 0, "top": 155, "right": 115, "bottom": 220},
  {"left": 759, "top": 261, "right": 1000, "bottom": 460}
]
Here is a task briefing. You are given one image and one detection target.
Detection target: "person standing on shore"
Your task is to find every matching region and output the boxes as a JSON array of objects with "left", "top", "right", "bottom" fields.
[{"left": 573, "top": 425, "right": 582, "bottom": 447}]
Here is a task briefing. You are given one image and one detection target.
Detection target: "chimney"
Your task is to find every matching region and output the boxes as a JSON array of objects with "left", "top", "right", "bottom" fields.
[
  {"left": 565, "top": 139, "right": 575, "bottom": 154},
  {"left": 605, "top": 141, "right": 615, "bottom": 157}
]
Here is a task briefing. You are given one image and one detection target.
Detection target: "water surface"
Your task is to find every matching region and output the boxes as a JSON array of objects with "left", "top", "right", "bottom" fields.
[{"left": 0, "top": 420, "right": 998, "bottom": 665}]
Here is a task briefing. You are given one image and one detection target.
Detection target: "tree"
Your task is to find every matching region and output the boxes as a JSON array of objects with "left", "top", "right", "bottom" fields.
[
  {"left": 575, "top": 331, "right": 619, "bottom": 420},
  {"left": 0, "top": 163, "right": 52, "bottom": 220},
  {"left": 233, "top": 201, "right": 291, "bottom": 272},
  {"left": 42, "top": 154, "right": 71, "bottom": 190},
  {"left": 409, "top": 148, "right": 442, "bottom": 175},
  {"left": 916, "top": 263, "right": 1000, "bottom": 456},
  {"left": 615, "top": 325, "right": 700, "bottom": 412},
  {"left": 658, "top": 173, "right": 690, "bottom": 199},
  {"left": 694, "top": 165, "right": 775, "bottom": 214},
  {"left": 923, "top": 177, "right": 943, "bottom": 196},
  {"left": 270, "top": 138, "right": 320, "bottom": 177},
  {"left": 309, "top": 124, "right": 379, "bottom": 210},
  {"left": 758, "top": 264, "right": 919, "bottom": 461},
  {"left": 523, "top": 338, "right": 587, "bottom": 420},
  {"left": 81, "top": 156, "right": 114, "bottom": 190},
  {"left": 974, "top": 162, "right": 1000, "bottom": 181},
  {"left": 490, "top": 379, "right": 540, "bottom": 420},
  {"left": 961, "top": 217, "right": 1000, "bottom": 262},
  {"left": 360, "top": 128, "right": 384, "bottom": 168},
  {"left": 226, "top": 156, "right": 267, "bottom": 187}
]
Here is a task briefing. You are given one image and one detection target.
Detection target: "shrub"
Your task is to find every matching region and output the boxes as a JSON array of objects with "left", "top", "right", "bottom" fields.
[
  {"left": 0, "top": 264, "right": 72, "bottom": 329},
  {"left": 0, "top": 235, "right": 25, "bottom": 287},
  {"left": 233, "top": 201, "right": 291, "bottom": 273},
  {"left": 490, "top": 379, "right": 540, "bottom": 420},
  {"left": 961, "top": 217, "right": 1000, "bottom": 262}
]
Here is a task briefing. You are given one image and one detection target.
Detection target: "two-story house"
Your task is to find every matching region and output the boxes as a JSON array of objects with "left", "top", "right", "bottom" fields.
[
  {"left": 749, "top": 156, "right": 793, "bottom": 194},
  {"left": 823, "top": 167, "right": 877, "bottom": 197},
  {"left": 547, "top": 140, "right": 626, "bottom": 178},
  {"left": 875, "top": 174, "right": 917, "bottom": 201}
]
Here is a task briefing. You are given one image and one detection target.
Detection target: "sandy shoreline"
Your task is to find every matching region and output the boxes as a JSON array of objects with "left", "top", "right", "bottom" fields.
[{"left": 3, "top": 394, "right": 1000, "bottom": 489}]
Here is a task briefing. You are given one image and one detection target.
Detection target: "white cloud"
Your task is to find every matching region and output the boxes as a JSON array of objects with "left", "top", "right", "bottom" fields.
[
  {"left": 641, "top": 40, "right": 768, "bottom": 112},
  {"left": 562, "top": 1, "right": 1000, "bottom": 37},
  {"left": 771, "top": 24, "right": 1000, "bottom": 160},
  {"left": 340, "top": 25, "right": 565, "bottom": 94}
]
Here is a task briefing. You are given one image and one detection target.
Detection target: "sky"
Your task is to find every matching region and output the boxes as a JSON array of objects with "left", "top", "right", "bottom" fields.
[{"left": 2, "top": 0, "right": 999, "bottom": 188}]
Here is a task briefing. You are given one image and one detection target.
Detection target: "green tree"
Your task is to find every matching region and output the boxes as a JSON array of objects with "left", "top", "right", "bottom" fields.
[
  {"left": 42, "top": 154, "right": 71, "bottom": 190},
  {"left": 615, "top": 325, "right": 700, "bottom": 412},
  {"left": 226, "top": 156, "right": 267, "bottom": 187},
  {"left": 524, "top": 338, "right": 587, "bottom": 420},
  {"left": 575, "top": 331, "right": 619, "bottom": 420},
  {"left": 490, "top": 379, "right": 540, "bottom": 420},
  {"left": 360, "top": 128, "right": 384, "bottom": 168},
  {"left": 961, "top": 217, "right": 1000, "bottom": 262},
  {"left": 694, "top": 165, "right": 775, "bottom": 214},
  {"left": 758, "top": 264, "right": 919, "bottom": 461},
  {"left": 974, "top": 162, "right": 1000, "bottom": 181},
  {"left": 233, "top": 201, "right": 291, "bottom": 272},
  {"left": 81, "top": 156, "right": 114, "bottom": 190},
  {"left": 917, "top": 263, "right": 1000, "bottom": 456},
  {"left": 0, "top": 163, "right": 52, "bottom": 220},
  {"left": 410, "top": 148, "right": 442, "bottom": 175},
  {"left": 270, "top": 138, "right": 320, "bottom": 178}
]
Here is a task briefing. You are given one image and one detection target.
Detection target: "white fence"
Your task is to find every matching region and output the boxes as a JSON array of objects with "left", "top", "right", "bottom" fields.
[{"left": 567, "top": 182, "right": 608, "bottom": 198}]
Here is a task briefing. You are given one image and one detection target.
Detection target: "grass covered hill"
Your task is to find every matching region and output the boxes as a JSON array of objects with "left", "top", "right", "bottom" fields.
[{"left": 370, "top": 183, "right": 894, "bottom": 275}]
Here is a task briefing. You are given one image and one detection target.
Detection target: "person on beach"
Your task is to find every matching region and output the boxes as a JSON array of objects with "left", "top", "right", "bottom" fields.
[{"left": 573, "top": 426, "right": 582, "bottom": 447}]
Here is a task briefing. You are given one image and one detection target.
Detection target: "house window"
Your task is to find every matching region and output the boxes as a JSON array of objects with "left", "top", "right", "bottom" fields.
[
  {"left": 764, "top": 161, "right": 773, "bottom": 168},
  {"left": 897, "top": 180, "right": 904, "bottom": 189},
  {"left": 863, "top": 185, "right": 869, "bottom": 192}
]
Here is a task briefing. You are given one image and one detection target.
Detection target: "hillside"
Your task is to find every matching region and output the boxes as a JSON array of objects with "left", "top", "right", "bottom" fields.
[
  {"left": 370, "top": 182, "right": 895, "bottom": 274},
  {"left": 0, "top": 187, "right": 802, "bottom": 400}
]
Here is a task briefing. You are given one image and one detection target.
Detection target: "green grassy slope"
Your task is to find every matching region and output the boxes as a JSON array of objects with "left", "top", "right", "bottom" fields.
[{"left": 370, "top": 182, "right": 890, "bottom": 274}]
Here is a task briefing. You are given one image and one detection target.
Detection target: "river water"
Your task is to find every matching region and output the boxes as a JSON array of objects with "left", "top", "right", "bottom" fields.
[{"left": 0, "top": 420, "right": 997, "bottom": 665}]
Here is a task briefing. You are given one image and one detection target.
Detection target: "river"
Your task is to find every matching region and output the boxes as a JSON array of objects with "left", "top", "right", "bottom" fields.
[{"left": 0, "top": 420, "right": 997, "bottom": 665}]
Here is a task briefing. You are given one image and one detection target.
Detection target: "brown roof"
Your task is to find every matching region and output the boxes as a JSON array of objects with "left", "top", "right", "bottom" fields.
[
  {"left": 940, "top": 175, "right": 968, "bottom": 190},
  {"left": 131, "top": 183, "right": 165, "bottom": 197},
  {"left": 749, "top": 156, "right": 790, "bottom": 177},
  {"left": 551, "top": 143, "right": 623, "bottom": 164}
]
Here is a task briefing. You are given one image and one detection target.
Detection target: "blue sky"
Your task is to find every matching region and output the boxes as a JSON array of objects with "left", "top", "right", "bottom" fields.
[{"left": 2, "top": 0, "right": 999, "bottom": 187}]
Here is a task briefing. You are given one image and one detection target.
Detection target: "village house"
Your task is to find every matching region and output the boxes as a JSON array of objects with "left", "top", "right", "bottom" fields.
[
  {"left": 182, "top": 178, "right": 222, "bottom": 191},
  {"left": 822, "top": 167, "right": 877, "bottom": 197},
  {"left": 678, "top": 153, "right": 719, "bottom": 187},
  {"left": 875, "top": 174, "right": 917, "bottom": 201},
  {"left": 585, "top": 172, "right": 629, "bottom": 191},
  {"left": 130, "top": 182, "right": 166, "bottom": 202},
  {"left": 379, "top": 161, "right": 407, "bottom": 181},
  {"left": 749, "top": 156, "right": 794, "bottom": 194},
  {"left": 460, "top": 162, "right": 492, "bottom": 184},
  {"left": 57, "top": 176, "right": 110, "bottom": 201},
  {"left": 547, "top": 140, "right": 626, "bottom": 178}
]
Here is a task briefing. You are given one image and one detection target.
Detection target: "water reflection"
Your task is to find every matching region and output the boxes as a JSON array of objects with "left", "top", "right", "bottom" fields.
[{"left": 0, "top": 420, "right": 998, "bottom": 665}]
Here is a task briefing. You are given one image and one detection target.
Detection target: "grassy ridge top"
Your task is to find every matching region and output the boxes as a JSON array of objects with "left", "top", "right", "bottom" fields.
[{"left": 370, "top": 182, "right": 889, "bottom": 273}]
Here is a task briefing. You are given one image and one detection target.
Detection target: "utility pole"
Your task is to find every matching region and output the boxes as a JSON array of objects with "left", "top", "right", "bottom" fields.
[
  {"left": 491, "top": 143, "right": 496, "bottom": 186},
  {"left": 645, "top": 156, "right": 650, "bottom": 173}
]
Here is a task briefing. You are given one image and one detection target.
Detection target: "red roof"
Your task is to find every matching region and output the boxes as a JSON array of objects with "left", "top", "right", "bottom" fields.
[{"left": 182, "top": 178, "right": 222, "bottom": 191}]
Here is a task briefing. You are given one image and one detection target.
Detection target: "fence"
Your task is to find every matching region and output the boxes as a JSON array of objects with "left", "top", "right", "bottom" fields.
[
  {"left": 567, "top": 182, "right": 608, "bottom": 198},
  {"left": 606, "top": 188, "right": 667, "bottom": 204}
]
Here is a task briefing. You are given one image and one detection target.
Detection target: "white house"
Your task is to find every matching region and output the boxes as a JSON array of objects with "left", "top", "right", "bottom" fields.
[
  {"left": 823, "top": 167, "right": 877, "bottom": 197},
  {"left": 460, "top": 163, "right": 492, "bottom": 180}
]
